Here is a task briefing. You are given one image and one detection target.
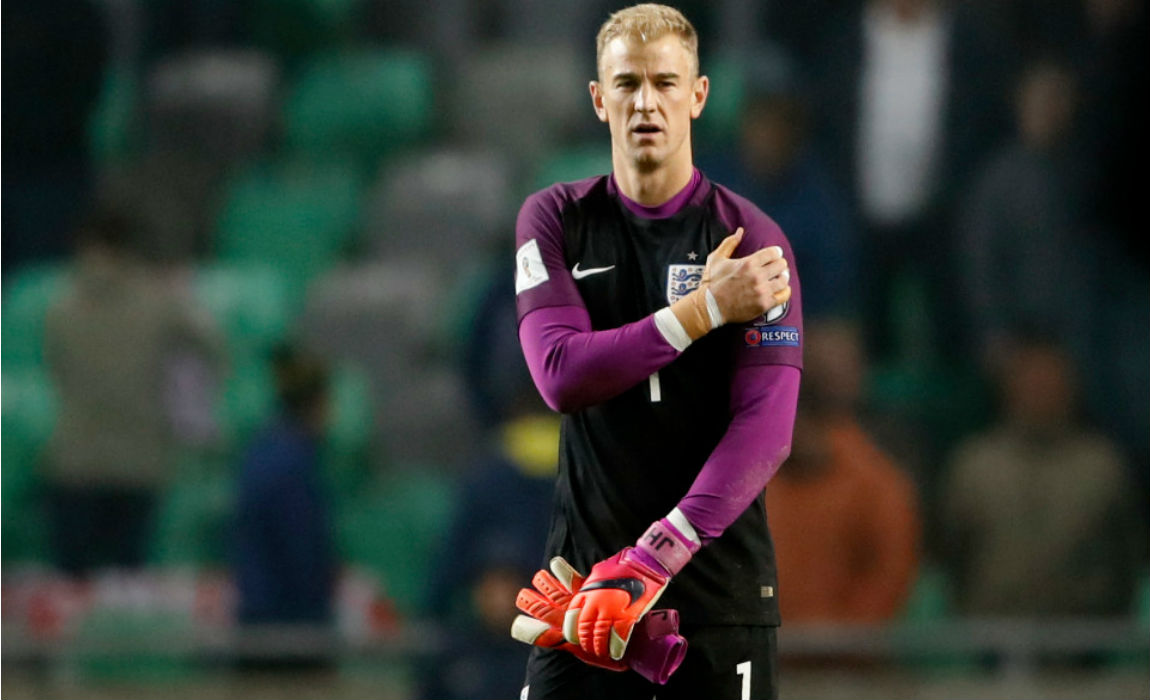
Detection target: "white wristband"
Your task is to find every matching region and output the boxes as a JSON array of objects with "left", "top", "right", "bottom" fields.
[
  {"left": 654, "top": 307, "right": 693, "bottom": 352},
  {"left": 704, "top": 287, "right": 724, "bottom": 329}
]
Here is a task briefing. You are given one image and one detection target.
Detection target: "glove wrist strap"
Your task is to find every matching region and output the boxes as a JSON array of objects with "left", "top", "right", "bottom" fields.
[{"left": 635, "top": 508, "right": 701, "bottom": 576}]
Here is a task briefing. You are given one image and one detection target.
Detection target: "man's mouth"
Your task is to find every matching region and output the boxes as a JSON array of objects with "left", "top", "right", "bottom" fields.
[{"left": 632, "top": 124, "right": 662, "bottom": 134}]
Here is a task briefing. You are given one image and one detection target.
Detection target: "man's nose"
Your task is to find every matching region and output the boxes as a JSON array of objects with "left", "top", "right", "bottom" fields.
[{"left": 634, "top": 82, "right": 656, "bottom": 113}]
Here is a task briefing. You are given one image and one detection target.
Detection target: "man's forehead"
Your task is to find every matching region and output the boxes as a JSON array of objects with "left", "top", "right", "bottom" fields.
[{"left": 599, "top": 34, "right": 694, "bottom": 76}]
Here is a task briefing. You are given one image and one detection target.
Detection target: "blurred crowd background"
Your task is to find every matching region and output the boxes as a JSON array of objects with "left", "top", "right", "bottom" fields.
[{"left": 2, "top": 0, "right": 1147, "bottom": 698}]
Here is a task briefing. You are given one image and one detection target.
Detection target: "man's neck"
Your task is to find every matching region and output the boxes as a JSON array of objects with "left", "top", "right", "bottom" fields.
[{"left": 612, "top": 156, "right": 696, "bottom": 206}]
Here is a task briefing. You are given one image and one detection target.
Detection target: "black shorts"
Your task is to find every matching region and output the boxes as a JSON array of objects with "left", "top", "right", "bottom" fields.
[{"left": 522, "top": 625, "right": 778, "bottom": 700}]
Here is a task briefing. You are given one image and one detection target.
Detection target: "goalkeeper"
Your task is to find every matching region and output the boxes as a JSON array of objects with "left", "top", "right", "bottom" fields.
[{"left": 509, "top": 5, "right": 802, "bottom": 699}]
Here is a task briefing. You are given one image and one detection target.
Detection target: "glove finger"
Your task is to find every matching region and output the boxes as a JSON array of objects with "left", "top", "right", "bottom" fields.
[
  {"left": 609, "top": 625, "right": 630, "bottom": 661},
  {"left": 549, "top": 556, "right": 586, "bottom": 592},
  {"left": 562, "top": 604, "right": 581, "bottom": 645},
  {"left": 532, "top": 570, "right": 573, "bottom": 605},
  {"left": 510, "top": 615, "right": 553, "bottom": 646},
  {"left": 516, "top": 587, "right": 563, "bottom": 624}
]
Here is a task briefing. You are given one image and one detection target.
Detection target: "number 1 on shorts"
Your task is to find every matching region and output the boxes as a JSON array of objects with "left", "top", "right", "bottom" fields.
[{"left": 736, "top": 660, "right": 751, "bottom": 700}]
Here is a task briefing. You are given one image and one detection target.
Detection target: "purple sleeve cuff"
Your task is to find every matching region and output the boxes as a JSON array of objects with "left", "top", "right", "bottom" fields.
[
  {"left": 676, "top": 364, "right": 800, "bottom": 542},
  {"left": 519, "top": 305, "right": 680, "bottom": 413}
]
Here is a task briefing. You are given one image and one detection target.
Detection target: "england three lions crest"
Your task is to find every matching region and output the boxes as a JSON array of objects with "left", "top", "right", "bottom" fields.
[{"left": 666, "top": 264, "right": 705, "bottom": 304}]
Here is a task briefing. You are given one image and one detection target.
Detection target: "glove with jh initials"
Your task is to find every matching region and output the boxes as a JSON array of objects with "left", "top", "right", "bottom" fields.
[
  {"left": 562, "top": 508, "right": 701, "bottom": 662},
  {"left": 511, "top": 556, "right": 688, "bottom": 684}
]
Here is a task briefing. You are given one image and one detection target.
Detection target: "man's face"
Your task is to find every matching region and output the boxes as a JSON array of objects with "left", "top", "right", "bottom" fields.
[{"left": 590, "top": 34, "right": 708, "bottom": 173}]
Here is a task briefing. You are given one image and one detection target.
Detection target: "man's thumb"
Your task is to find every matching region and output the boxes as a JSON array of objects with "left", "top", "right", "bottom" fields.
[{"left": 710, "top": 227, "right": 744, "bottom": 261}]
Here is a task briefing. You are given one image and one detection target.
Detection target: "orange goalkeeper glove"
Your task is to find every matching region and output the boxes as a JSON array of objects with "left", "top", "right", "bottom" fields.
[
  {"left": 511, "top": 556, "right": 688, "bottom": 685},
  {"left": 563, "top": 508, "right": 701, "bottom": 662}
]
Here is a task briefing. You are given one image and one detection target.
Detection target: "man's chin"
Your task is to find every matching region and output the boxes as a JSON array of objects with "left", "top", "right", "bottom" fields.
[{"left": 632, "top": 151, "right": 663, "bottom": 174}]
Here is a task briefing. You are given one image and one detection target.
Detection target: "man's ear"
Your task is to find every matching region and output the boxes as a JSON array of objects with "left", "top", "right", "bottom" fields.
[
  {"left": 690, "top": 75, "right": 709, "bottom": 119},
  {"left": 589, "top": 81, "right": 609, "bottom": 123}
]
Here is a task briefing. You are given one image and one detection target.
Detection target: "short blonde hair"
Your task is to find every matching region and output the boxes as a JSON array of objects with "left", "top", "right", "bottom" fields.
[{"left": 595, "top": 4, "right": 700, "bottom": 78}]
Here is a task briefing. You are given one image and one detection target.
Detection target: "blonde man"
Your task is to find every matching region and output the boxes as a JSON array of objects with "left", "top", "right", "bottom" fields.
[{"left": 510, "top": 5, "right": 800, "bottom": 699}]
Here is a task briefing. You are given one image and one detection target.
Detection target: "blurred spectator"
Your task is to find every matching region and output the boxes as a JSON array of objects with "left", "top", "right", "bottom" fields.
[
  {"left": 2, "top": 0, "right": 108, "bottom": 272},
  {"left": 767, "top": 330, "right": 921, "bottom": 623},
  {"left": 702, "top": 64, "right": 858, "bottom": 321},
  {"left": 812, "top": 0, "right": 1012, "bottom": 361},
  {"left": 420, "top": 407, "right": 557, "bottom": 699},
  {"left": 801, "top": 319, "right": 927, "bottom": 487},
  {"left": 42, "top": 206, "right": 223, "bottom": 577},
  {"left": 957, "top": 59, "right": 1088, "bottom": 372},
  {"left": 425, "top": 409, "right": 557, "bottom": 620},
  {"left": 420, "top": 560, "right": 534, "bottom": 700},
  {"left": 940, "top": 332, "right": 1143, "bottom": 617},
  {"left": 234, "top": 345, "right": 337, "bottom": 648}
]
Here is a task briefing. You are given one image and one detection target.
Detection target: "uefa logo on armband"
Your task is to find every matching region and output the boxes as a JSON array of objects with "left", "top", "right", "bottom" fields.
[
  {"left": 666, "top": 264, "right": 705, "bottom": 304},
  {"left": 744, "top": 326, "right": 800, "bottom": 348}
]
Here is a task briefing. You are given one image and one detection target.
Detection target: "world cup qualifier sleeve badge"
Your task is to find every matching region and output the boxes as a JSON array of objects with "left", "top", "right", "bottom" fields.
[{"left": 666, "top": 264, "right": 705, "bottom": 304}]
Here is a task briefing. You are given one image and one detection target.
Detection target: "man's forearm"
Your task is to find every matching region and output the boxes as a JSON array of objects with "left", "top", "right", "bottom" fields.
[
  {"left": 519, "top": 304, "right": 679, "bottom": 413},
  {"left": 676, "top": 364, "right": 800, "bottom": 542}
]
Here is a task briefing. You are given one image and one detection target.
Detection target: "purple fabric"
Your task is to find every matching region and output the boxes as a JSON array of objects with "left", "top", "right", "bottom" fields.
[
  {"left": 518, "top": 304, "right": 678, "bottom": 413},
  {"left": 610, "top": 168, "right": 702, "bottom": 219},
  {"left": 519, "top": 302, "right": 800, "bottom": 543},
  {"left": 635, "top": 517, "right": 699, "bottom": 576},
  {"left": 676, "top": 364, "right": 800, "bottom": 542}
]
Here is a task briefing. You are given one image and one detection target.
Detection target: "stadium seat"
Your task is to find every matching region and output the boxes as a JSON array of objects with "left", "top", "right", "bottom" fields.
[
  {"left": 695, "top": 52, "right": 746, "bottom": 150},
  {"left": 283, "top": 49, "right": 434, "bottom": 169},
  {"left": 213, "top": 358, "right": 277, "bottom": 449},
  {"left": 900, "top": 564, "right": 953, "bottom": 623},
  {"left": 322, "top": 361, "right": 376, "bottom": 501},
  {"left": 144, "top": 49, "right": 280, "bottom": 164},
  {"left": 214, "top": 159, "right": 366, "bottom": 300},
  {"left": 150, "top": 470, "right": 234, "bottom": 567},
  {"left": 531, "top": 143, "right": 613, "bottom": 192},
  {"left": 1, "top": 263, "right": 70, "bottom": 370},
  {"left": 1, "top": 370, "right": 56, "bottom": 564},
  {"left": 448, "top": 43, "right": 586, "bottom": 168},
  {"left": 88, "top": 64, "right": 140, "bottom": 167},
  {"left": 299, "top": 260, "right": 481, "bottom": 467},
  {"left": 66, "top": 605, "right": 201, "bottom": 681},
  {"left": 360, "top": 148, "right": 516, "bottom": 264},
  {"left": 194, "top": 263, "right": 294, "bottom": 364},
  {"left": 337, "top": 467, "right": 456, "bottom": 617}
]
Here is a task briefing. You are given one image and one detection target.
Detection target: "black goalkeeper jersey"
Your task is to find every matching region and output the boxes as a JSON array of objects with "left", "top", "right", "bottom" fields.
[{"left": 514, "top": 173, "right": 803, "bottom": 626}]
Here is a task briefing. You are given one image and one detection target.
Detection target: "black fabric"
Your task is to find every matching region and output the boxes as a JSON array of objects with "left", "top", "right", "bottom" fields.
[{"left": 524, "top": 625, "right": 778, "bottom": 700}]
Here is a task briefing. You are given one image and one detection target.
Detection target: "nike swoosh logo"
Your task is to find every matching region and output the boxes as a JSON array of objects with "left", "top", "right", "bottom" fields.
[
  {"left": 571, "top": 262, "right": 616, "bottom": 280},
  {"left": 579, "top": 577, "right": 646, "bottom": 607}
]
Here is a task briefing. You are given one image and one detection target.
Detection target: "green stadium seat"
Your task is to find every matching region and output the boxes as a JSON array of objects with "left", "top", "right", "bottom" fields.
[
  {"left": 66, "top": 606, "right": 201, "bottom": 682},
  {"left": 322, "top": 363, "right": 375, "bottom": 500},
  {"left": 696, "top": 53, "right": 746, "bottom": 149},
  {"left": 1, "top": 263, "right": 70, "bottom": 370},
  {"left": 337, "top": 467, "right": 455, "bottom": 617},
  {"left": 214, "top": 159, "right": 365, "bottom": 300},
  {"left": 532, "top": 144, "right": 613, "bottom": 192},
  {"left": 150, "top": 471, "right": 234, "bottom": 567},
  {"left": 900, "top": 564, "right": 953, "bottom": 624},
  {"left": 88, "top": 64, "right": 140, "bottom": 167},
  {"left": 1, "top": 369, "right": 56, "bottom": 563},
  {"left": 283, "top": 49, "right": 434, "bottom": 168},
  {"left": 194, "top": 263, "right": 293, "bottom": 363},
  {"left": 214, "top": 358, "right": 277, "bottom": 448}
]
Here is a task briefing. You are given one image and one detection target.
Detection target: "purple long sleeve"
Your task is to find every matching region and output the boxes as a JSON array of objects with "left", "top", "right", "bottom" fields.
[
  {"left": 676, "top": 363, "right": 800, "bottom": 542},
  {"left": 519, "top": 304, "right": 679, "bottom": 413}
]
